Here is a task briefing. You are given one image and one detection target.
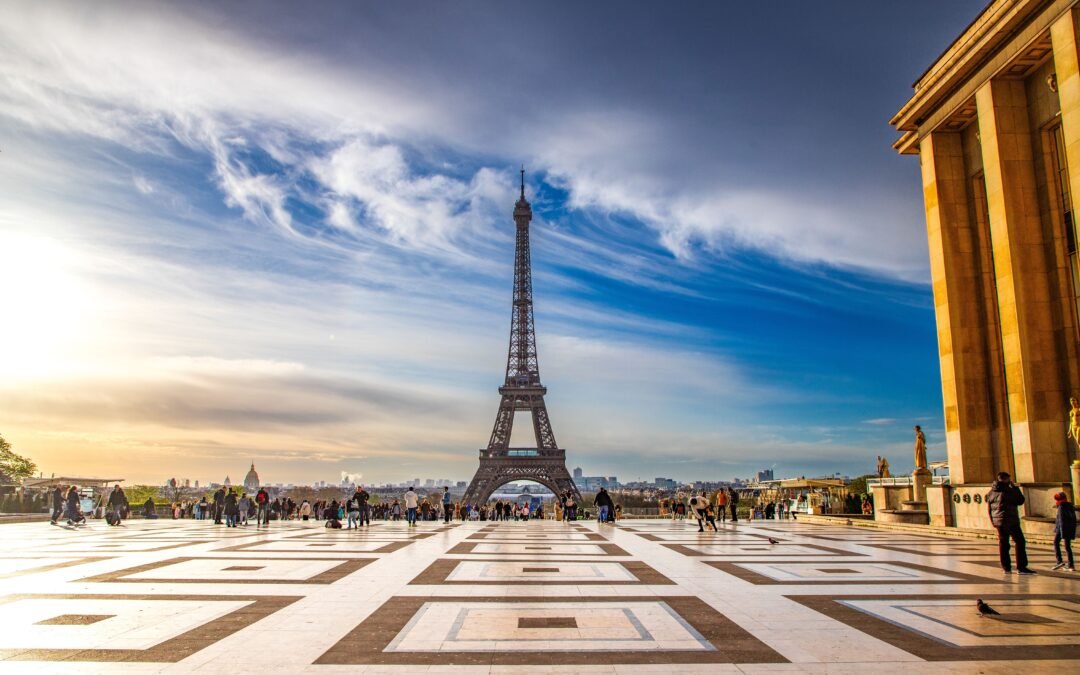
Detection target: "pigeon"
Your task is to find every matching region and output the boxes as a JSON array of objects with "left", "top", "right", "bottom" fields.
[
  {"left": 976, "top": 599, "right": 1000, "bottom": 617},
  {"left": 767, "top": 537, "right": 780, "bottom": 545}
]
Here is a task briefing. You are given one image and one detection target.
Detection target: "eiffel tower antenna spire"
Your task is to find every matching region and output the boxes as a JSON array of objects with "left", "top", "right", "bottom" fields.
[{"left": 462, "top": 170, "right": 581, "bottom": 506}]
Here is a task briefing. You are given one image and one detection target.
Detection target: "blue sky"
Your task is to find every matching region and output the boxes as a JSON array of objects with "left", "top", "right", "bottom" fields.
[{"left": 0, "top": 1, "right": 986, "bottom": 485}]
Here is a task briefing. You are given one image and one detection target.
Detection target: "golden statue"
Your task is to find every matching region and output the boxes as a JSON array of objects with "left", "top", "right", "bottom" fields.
[
  {"left": 913, "top": 425, "right": 927, "bottom": 470},
  {"left": 1068, "top": 397, "right": 1080, "bottom": 460},
  {"left": 876, "top": 455, "right": 891, "bottom": 478}
]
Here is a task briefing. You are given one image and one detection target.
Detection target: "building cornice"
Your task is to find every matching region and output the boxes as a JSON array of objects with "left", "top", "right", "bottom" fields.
[{"left": 891, "top": 0, "right": 1075, "bottom": 154}]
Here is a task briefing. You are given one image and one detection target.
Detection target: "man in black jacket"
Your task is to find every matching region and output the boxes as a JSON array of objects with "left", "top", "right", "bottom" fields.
[
  {"left": 50, "top": 486, "right": 64, "bottom": 524},
  {"left": 985, "top": 472, "right": 1034, "bottom": 575},
  {"left": 213, "top": 487, "right": 225, "bottom": 524},
  {"left": 107, "top": 484, "right": 128, "bottom": 524}
]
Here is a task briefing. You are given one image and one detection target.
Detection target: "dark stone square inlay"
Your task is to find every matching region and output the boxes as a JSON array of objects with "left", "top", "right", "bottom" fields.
[
  {"left": 36, "top": 614, "right": 114, "bottom": 626},
  {"left": 522, "top": 567, "right": 560, "bottom": 573},
  {"left": 518, "top": 616, "right": 577, "bottom": 629},
  {"left": 525, "top": 546, "right": 552, "bottom": 550},
  {"left": 223, "top": 566, "right": 264, "bottom": 571},
  {"left": 817, "top": 568, "right": 859, "bottom": 574}
]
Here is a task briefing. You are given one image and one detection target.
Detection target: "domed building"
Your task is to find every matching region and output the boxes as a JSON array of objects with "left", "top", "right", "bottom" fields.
[{"left": 243, "top": 463, "right": 260, "bottom": 493}]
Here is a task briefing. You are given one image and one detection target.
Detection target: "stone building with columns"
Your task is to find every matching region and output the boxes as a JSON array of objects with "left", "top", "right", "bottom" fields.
[{"left": 891, "top": 0, "right": 1080, "bottom": 532}]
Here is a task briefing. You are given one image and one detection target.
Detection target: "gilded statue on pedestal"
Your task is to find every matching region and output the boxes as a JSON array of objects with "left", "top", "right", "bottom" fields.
[
  {"left": 876, "top": 455, "right": 890, "bottom": 479},
  {"left": 1068, "top": 397, "right": 1080, "bottom": 461},
  {"left": 913, "top": 425, "right": 927, "bottom": 470}
]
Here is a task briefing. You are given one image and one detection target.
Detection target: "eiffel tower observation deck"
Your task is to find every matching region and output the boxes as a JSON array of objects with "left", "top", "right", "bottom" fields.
[{"left": 462, "top": 171, "right": 582, "bottom": 506}]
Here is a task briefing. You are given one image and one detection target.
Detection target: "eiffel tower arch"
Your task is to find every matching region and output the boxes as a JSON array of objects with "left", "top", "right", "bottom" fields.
[{"left": 462, "top": 171, "right": 582, "bottom": 506}]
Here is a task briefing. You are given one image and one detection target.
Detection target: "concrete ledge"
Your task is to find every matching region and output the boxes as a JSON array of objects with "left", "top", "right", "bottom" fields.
[
  {"left": 0, "top": 514, "right": 51, "bottom": 524},
  {"left": 797, "top": 513, "right": 1058, "bottom": 546}
]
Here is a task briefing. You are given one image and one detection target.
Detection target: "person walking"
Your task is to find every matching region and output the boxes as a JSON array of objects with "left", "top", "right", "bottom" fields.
[
  {"left": 594, "top": 487, "right": 614, "bottom": 524},
  {"left": 223, "top": 488, "right": 238, "bottom": 527},
  {"left": 404, "top": 486, "right": 419, "bottom": 527},
  {"left": 346, "top": 491, "right": 360, "bottom": 529},
  {"left": 442, "top": 487, "right": 452, "bottom": 524},
  {"left": 49, "top": 486, "right": 65, "bottom": 525},
  {"left": 728, "top": 488, "right": 739, "bottom": 523},
  {"left": 238, "top": 493, "right": 250, "bottom": 526},
  {"left": 1052, "top": 491, "right": 1076, "bottom": 571},
  {"left": 64, "top": 485, "right": 84, "bottom": 525},
  {"left": 986, "top": 472, "right": 1034, "bottom": 575},
  {"left": 299, "top": 499, "right": 312, "bottom": 522},
  {"left": 107, "top": 484, "right": 128, "bottom": 525},
  {"left": 255, "top": 487, "right": 270, "bottom": 527}
]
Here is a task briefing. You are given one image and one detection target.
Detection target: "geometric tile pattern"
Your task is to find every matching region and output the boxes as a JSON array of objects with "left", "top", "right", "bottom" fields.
[
  {"left": 315, "top": 595, "right": 786, "bottom": 665},
  {"left": 0, "top": 516, "right": 1075, "bottom": 668},
  {"left": 790, "top": 594, "right": 1080, "bottom": 660}
]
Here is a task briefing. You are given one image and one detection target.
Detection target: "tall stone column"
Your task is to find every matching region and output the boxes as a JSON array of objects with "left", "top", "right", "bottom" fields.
[
  {"left": 919, "top": 132, "right": 999, "bottom": 484},
  {"left": 1053, "top": 10, "right": 1080, "bottom": 210},
  {"left": 976, "top": 78, "right": 1070, "bottom": 484}
]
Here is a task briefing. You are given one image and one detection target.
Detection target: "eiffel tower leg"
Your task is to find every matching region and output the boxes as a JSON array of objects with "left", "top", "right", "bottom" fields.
[{"left": 487, "top": 396, "right": 516, "bottom": 450}]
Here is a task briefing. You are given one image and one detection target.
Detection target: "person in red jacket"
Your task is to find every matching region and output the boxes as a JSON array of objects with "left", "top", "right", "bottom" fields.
[{"left": 255, "top": 487, "right": 270, "bottom": 527}]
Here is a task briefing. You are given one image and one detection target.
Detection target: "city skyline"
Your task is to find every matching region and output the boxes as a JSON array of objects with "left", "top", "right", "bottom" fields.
[{"left": 0, "top": 1, "right": 987, "bottom": 484}]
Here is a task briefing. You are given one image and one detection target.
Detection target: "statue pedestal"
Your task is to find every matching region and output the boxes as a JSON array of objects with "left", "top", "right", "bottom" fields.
[
  {"left": 912, "top": 468, "right": 931, "bottom": 503},
  {"left": 1071, "top": 460, "right": 1080, "bottom": 503}
]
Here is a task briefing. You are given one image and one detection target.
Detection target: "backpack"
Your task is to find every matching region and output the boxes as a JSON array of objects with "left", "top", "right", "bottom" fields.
[{"left": 105, "top": 511, "right": 120, "bottom": 526}]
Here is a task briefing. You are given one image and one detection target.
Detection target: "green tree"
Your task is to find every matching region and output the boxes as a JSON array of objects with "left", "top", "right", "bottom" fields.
[
  {"left": 847, "top": 474, "right": 874, "bottom": 499},
  {"left": 0, "top": 433, "right": 37, "bottom": 482}
]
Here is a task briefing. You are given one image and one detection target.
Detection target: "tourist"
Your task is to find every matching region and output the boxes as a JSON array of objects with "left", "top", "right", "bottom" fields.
[
  {"left": 442, "top": 487, "right": 452, "bottom": 524},
  {"left": 324, "top": 499, "right": 342, "bottom": 528},
  {"left": 212, "top": 486, "right": 225, "bottom": 524},
  {"left": 64, "top": 485, "right": 84, "bottom": 525},
  {"left": 1052, "top": 491, "right": 1076, "bottom": 571},
  {"left": 223, "top": 489, "right": 238, "bottom": 527},
  {"left": 985, "top": 472, "right": 1034, "bottom": 575},
  {"left": 595, "top": 487, "right": 614, "bottom": 524},
  {"left": 565, "top": 492, "right": 576, "bottom": 522},
  {"left": 522, "top": 502, "right": 530, "bottom": 521},
  {"left": 299, "top": 499, "right": 312, "bottom": 521},
  {"left": 346, "top": 490, "right": 360, "bottom": 529},
  {"left": 861, "top": 498, "right": 873, "bottom": 516},
  {"left": 49, "top": 485, "right": 64, "bottom": 525},
  {"left": 107, "top": 484, "right": 127, "bottom": 525},
  {"left": 357, "top": 485, "right": 370, "bottom": 526},
  {"left": 728, "top": 488, "right": 739, "bottom": 523},
  {"left": 404, "top": 486, "right": 419, "bottom": 527},
  {"left": 689, "top": 493, "right": 707, "bottom": 532},
  {"left": 255, "top": 487, "right": 269, "bottom": 526},
  {"left": 237, "top": 493, "right": 250, "bottom": 526},
  {"left": 715, "top": 489, "right": 728, "bottom": 523}
]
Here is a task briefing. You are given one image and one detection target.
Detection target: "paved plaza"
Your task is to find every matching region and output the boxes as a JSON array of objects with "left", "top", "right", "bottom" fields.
[{"left": 0, "top": 518, "right": 1076, "bottom": 673}]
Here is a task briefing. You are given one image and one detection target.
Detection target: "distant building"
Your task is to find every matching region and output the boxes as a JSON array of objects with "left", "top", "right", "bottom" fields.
[
  {"left": 573, "top": 467, "right": 583, "bottom": 479},
  {"left": 223, "top": 476, "right": 231, "bottom": 487},
  {"left": 756, "top": 469, "right": 774, "bottom": 483},
  {"left": 243, "top": 463, "right": 260, "bottom": 492},
  {"left": 654, "top": 477, "right": 677, "bottom": 490}
]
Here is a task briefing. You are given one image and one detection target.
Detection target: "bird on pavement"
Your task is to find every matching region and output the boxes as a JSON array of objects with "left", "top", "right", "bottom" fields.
[
  {"left": 767, "top": 537, "right": 780, "bottom": 545},
  {"left": 977, "top": 599, "right": 1000, "bottom": 617}
]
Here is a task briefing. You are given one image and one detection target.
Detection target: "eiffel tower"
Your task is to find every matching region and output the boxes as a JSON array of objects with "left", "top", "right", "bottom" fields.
[{"left": 462, "top": 171, "right": 582, "bottom": 506}]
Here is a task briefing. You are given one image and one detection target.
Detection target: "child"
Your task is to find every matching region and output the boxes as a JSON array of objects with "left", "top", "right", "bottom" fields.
[
  {"left": 702, "top": 504, "right": 719, "bottom": 531},
  {"left": 1052, "top": 492, "right": 1076, "bottom": 571}
]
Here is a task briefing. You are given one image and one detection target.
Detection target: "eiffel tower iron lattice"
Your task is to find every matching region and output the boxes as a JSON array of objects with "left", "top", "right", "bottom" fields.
[{"left": 462, "top": 171, "right": 582, "bottom": 507}]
